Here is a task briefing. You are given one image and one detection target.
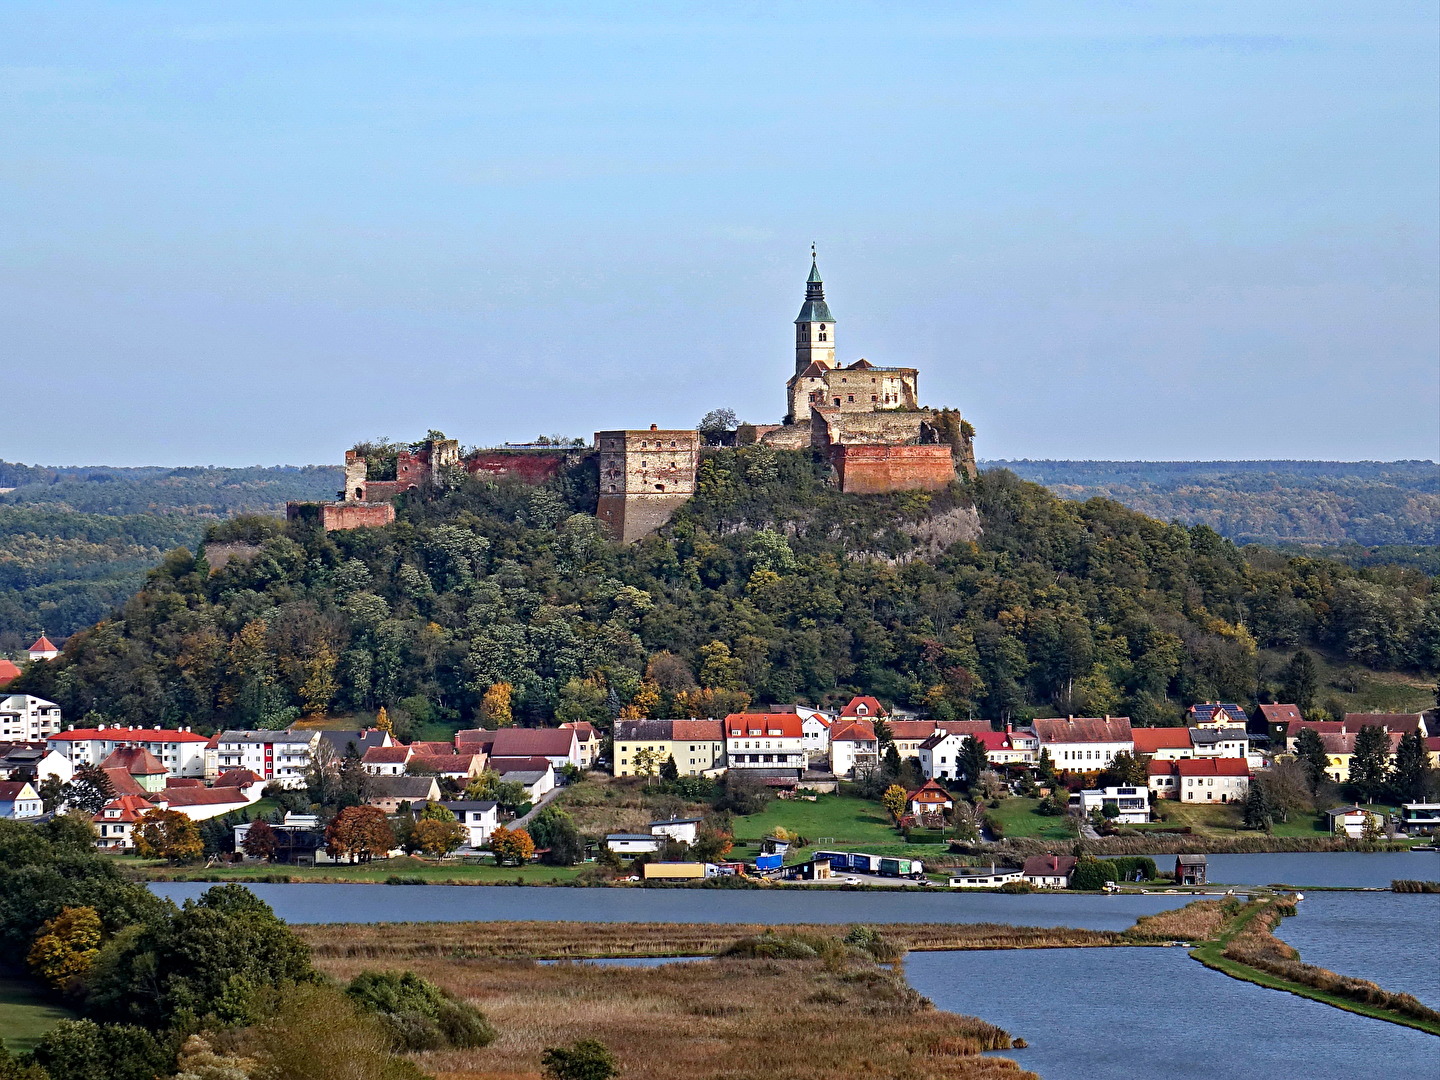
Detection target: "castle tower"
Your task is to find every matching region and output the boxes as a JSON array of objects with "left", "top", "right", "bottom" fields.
[
  {"left": 794, "top": 251, "right": 835, "bottom": 375},
  {"left": 595, "top": 425, "right": 700, "bottom": 543}
]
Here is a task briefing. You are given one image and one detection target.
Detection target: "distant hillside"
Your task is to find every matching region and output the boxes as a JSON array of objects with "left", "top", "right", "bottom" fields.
[
  {"left": 985, "top": 460, "right": 1440, "bottom": 546},
  {"left": 0, "top": 462, "right": 344, "bottom": 516},
  {"left": 0, "top": 463, "right": 343, "bottom": 643}
]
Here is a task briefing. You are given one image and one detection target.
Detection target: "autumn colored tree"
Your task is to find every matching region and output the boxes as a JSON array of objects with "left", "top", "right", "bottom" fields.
[
  {"left": 28, "top": 906, "right": 102, "bottom": 992},
  {"left": 489, "top": 825, "right": 535, "bottom": 866},
  {"left": 325, "top": 805, "right": 395, "bottom": 863},
  {"left": 374, "top": 705, "right": 394, "bottom": 737},
  {"left": 133, "top": 808, "right": 202, "bottom": 864},
  {"left": 881, "top": 784, "right": 908, "bottom": 822},
  {"left": 412, "top": 818, "right": 466, "bottom": 858},
  {"left": 481, "top": 682, "right": 513, "bottom": 728},
  {"left": 241, "top": 819, "right": 278, "bottom": 861}
]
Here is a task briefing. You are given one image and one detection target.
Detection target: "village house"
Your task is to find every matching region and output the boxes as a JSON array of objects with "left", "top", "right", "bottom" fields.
[
  {"left": 489, "top": 727, "right": 582, "bottom": 771},
  {"left": 884, "top": 720, "right": 940, "bottom": 760},
  {"left": 1343, "top": 712, "right": 1428, "bottom": 737},
  {"left": 723, "top": 712, "right": 806, "bottom": 782},
  {"left": 99, "top": 746, "right": 168, "bottom": 793},
  {"left": 839, "top": 696, "right": 887, "bottom": 720},
  {"left": 50, "top": 724, "right": 209, "bottom": 778},
  {"left": 366, "top": 774, "right": 442, "bottom": 812},
  {"left": 558, "top": 721, "right": 602, "bottom": 767},
  {"left": 970, "top": 725, "right": 1038, "bottom": 766},
  {"left": 1071, "top": 786, "right": 1151, "bottom": 823},
  {"left": 361, "top": 745, "right": 413, "bottom": 775},
  {"left": 1131, "top": 727, "right": 1194, "bottom": 761},
  {"left": 1172, "top": 758, "right": 1250, "bottom": 803},
  {"left": 1188, "top": 725, "right": 1251, "bottom": 761},
  {"left": 212, "top": 729, "right": 318, "bottom": 788},
  {"left": 489, "top": 757, "right": 556, "bottom": 800},
  {"left": 155, "top": 785, "right": 258, "bottom": 821},
  {"left": 1256, "top": 703, "right": 1304, "bottom": 742},
  {"left": 906, "top": 778, "right": 954, "bottom": 817},
  {"left": 440, "top": 800, "right": 500, "bottom": 847},
  {"left": 917, "top": 730, "right": 965, "bottom": 782},
  {"left": 1032, "top": 716, "right": 1134, "bottom": 773},
  {"left": 796, "top": 707, "right": 837, "bottom": 758},
  {"left": 1318, "top": 731, "right": 1402, "bottom": 784},
  {"left": 1187, "top": 702, "right": 1250, "bottom": 728},
  {"left": 1399, "top": 803, "right": 1440, "bottom": 833},
  {"left": 0, "top": 659, "right": 21, "bottom": 688},
  {"left": 234, "top": 813, "right": 328, "bottom": 864},
  {"left": 0, "top": 695, "right": 63, "bottom": 742},
  {"left": 828, "top": 720, "right": 880, "bottom": 777},
  {"left": 948, "top": 865, "right": 1022, "bottom": 888},
  {"left": 650, "top": 817, "right": 702, "bottom": 845},
  {"left": 1022, "top": 853, "right": 1077, "bottom": 888},
  {"left": 1326, "top": 804, "right": 1383, "bottom": 838},
  {"left": 605, "top": 833, "right": 661, "bottom": 854},
  {"left": 314, "top": 728, "right": 394, "bottom": 760},
  {"left": 0, "top": 780, "right": 42, "bottom": 818},
  {"left": 93, "top": 794, "right": 156, "bottom": 849},
  {"left": 0, "top": 741, "right": 73, "bottom": 784},
  {"left": 409, "top": 752, "right": 486, "bottom": 783},
  {"left": 613, "top": 719, "right": 727, "bottom": 777},
  {"left": 214, "top": 768, "right": 266, "bottom": 800}
]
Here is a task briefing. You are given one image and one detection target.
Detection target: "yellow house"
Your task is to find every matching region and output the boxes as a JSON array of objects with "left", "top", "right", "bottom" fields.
[
  {"left": 1320, "top": 731, "right": 1401, "bottom": 784},
  {"left": 613, "top": 719, "right": 725, "bottom": 777}
]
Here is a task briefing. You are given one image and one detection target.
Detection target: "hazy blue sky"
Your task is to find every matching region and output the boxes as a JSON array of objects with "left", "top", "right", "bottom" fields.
[{"left": 3, "top": 2, "right": 1436, "bottom": 466}]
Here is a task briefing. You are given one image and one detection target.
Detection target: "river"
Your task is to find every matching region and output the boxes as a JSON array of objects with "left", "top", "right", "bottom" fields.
[{"left": 905, "top": 946, "right": 1440, "bottom": 1080}]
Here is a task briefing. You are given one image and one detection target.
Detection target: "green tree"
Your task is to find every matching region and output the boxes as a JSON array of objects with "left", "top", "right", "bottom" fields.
[
  {"left": 1279, "top": 650, "right": 1319, "bottom": 712},
  {"left": 659, "top": 754, "right": 679, "bottom": 782},
  {"left": 957, "top": 735, "right": 989, "bottom": 785},
  {"left": 1392, "top": 729, "right": 1432, "bottom": 802},
  {"left": 1348, "top": 724, "right": 1393, "bottom": 804},
  {"left": 542, "top": 1039, "right": 619, "bottom": 1080},
  {"left": 1293, "top": 727, "right": 1329, "bottom": 794},
  {"left": 1241, "top": 782, "right": 1273, "bottom": 832},
  {"left": 883, "top": 743, "right": 902, "bottom": 775},
  {"left": 60, "top": 763, "right": 114, "bottom": 815}
]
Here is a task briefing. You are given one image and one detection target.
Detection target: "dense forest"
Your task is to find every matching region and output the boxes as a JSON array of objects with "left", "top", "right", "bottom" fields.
[
  {"left": 0, "top": 464, "right": 343, "bottom": 641},
  {"left": 989, "top": 459, "right": 1440, "bottom": 546},
  {"left": 11, "top": 449, "right": 1438, "bottom": 735}
]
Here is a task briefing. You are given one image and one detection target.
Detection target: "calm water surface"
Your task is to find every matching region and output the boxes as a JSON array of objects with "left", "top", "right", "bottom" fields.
[
  {"left": 1202, "top": 850, "right": 1440, "bottom": 887},
  {"left": 1278, "top": 890, "right": 1440, "bottom": 1006},
  {"left": 906, "top": 947, "right": 1440, "bottom": 1080},
  {"left": 149, "top": 882, "right": 1193, "bottom": 930}
]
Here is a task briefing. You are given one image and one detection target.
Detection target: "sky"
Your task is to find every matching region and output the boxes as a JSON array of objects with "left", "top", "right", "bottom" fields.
[{"left": 2, "top": 2, "right": 1437, "bottom": 467}]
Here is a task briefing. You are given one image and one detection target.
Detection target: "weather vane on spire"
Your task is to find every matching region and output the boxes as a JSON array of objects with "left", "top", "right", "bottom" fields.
[{"left": 811, "top": 241, "right": 816, "bottom": 261}]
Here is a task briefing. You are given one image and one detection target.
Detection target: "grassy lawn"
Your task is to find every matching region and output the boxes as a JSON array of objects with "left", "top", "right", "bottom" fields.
[
  {"left": 985, "top": 797, "right": 1077, "bottom": 841},
  {"left": 115, "top": 854, "right": 587, "bottom": 885},
  {"left": 0, "top": 974, "right": 73, "bottom": 1054},
  {"left": 732, "top": 793, "right": 899, "bottom": 848}
]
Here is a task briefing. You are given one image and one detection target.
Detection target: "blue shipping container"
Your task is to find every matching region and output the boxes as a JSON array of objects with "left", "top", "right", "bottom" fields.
[
  {"left": 814, "top": 851, "right": 850, "bottom": 870},
  {"left": 755, "top": 852, "right": 783, "bottom": 871}
]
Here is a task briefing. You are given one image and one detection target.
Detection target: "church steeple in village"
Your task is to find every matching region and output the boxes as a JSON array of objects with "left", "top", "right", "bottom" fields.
[{"left": 794, "top": 245, "right": 836, "bottom": 375}]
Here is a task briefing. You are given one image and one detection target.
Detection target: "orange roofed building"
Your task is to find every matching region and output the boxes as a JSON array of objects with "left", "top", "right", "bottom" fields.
[{"left": 724, "top": 712, "right": 806, "bottom": 781}]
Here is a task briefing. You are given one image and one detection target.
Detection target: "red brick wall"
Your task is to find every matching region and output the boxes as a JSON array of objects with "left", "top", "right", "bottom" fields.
[
  {"left": 831, "top": 444, "right": 956, "bottom": 494},
  {"left": 319, "top": 503, "right": 396, "bottom": 530},
  {"left": 465, "top": 452, "right": 569, "bottom": 484}
]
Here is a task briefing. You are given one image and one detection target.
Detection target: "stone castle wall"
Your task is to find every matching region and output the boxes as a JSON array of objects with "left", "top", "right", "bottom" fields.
[
  {"left": 466, "top": 450, "right": 573, "bottom": 484},
  {"left": 287, "top": 501, "right": 396, "bottom": 531},
  {"left": 830, "top": 445, "right": 957, "bottom": 494},
  {"left": 595, "top": 427, "right": 699, "bottom": 542}
]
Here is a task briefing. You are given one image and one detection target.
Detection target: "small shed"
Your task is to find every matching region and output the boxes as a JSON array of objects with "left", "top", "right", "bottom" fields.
[{"left": 1175, "top": 854, "right": 1207, "bottom": 885}]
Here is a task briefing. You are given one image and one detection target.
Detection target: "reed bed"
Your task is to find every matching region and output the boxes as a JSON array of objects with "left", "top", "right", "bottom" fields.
[
  {"left": 977, "top": 834, "right": 1407, "bottom": 857},
  {"left": 1391, "top": 879, "right": 1440, "bottom": 893},
  {"left": 1123, "top": 900, "right": 1227, "bottom": 943},
  {"left": 1220, "top": 902, "right": 1440, "bottom": 1027},
  {"left": 311, "top": 952, "right": 1038, "bottom": 1080},
  {"left": 296, "top": 919, "right": 1121, "bottom": 961}
]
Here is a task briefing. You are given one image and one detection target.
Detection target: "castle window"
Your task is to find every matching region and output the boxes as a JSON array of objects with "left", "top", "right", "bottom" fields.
[
  {"left": 656, "top": 484, "right": 665, "bottom": 491},
  {"left": 834, "top": 398, "right": 841, "bottom": 406},
  {"left": 818, "top": 331, "right": 826, "bottom": 341},
  {"left": 847, "top": 395, "right": 854, "bottom": 402},
  {"left": 820, "top": 324, "right": 826, "bottom": 331},
  {"left": 871, "top": 395, "right": 878, "bottom": 402}
]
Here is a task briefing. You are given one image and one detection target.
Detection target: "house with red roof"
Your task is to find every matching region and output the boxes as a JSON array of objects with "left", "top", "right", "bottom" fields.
[
  {"left": 1343, "top": 713, "right": 1428, "bottom": 738},
  {"left": 50, "top": 724, "right": 208, "bottom": 778},
  {"left": 157, "top": 785, "right": 257, "bottom": 820},
  {"left": 906, "top": 778, "right": 954, "bottom": 817},
  {"left": 93, "top": 794, "right": 159, "bottom": 849},
  {"left": 362, "top": 744, "right": 415, "bottom": 776},
  {"left": 99, "top": 746, "right": 168, "bottom": 793},
  {"left": 559, "top": 721, "right": 602, "bottom": 767},
  {"left": 839, "top": 696, "right": 887, "bottom": 719},
  {"left": 724, "top": 712, "right": 806, "bottom": 781},
  {"left": 0, "top": 659, "right": 21, "bottom": 688},
  {"left": 489, "top": 727, "right": 581, "bottom": 770},
  {"left": 1131, "top": 727, "right": 1194, "bottom": 760},
  {"left": 828, "top": 720, "right": 879, "bottom": 778},
  {"left": 0, "top": 780, "right": 42, "bottom": 819},
  {"left": 1169, "top": 757, "right": 1250, "bottom": 803},
  {"left": 1022, "top": 854, "right": 1077, "bottom": 888},
  {"left": 1033, "top": 716, "right": 1134, "bottom": 773}
]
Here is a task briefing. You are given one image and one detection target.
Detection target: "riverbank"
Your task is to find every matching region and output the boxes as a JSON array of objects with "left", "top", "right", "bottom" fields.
[{"left": 1189, "top": 896, "right": 1440, "bottom": 1036}]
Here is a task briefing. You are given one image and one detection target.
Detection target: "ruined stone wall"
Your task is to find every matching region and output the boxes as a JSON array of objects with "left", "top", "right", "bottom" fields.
[
  {"left": 465, "top": 450, "right": 572, "bottom": 484},
  {"left": 342, "top": 453, "right": 368, "bottom": 502},
  {"left": 594, "top": 427, "right": 699, "bottom": 542},
  {"left": 287, "top": 501, "right": 396, "bottom": 531},
  {"left": 826, "top": 410, "right": 930, "bottom": 445},
  {"left": 830, "top": 444, "right": 957, "bottom": 494}
]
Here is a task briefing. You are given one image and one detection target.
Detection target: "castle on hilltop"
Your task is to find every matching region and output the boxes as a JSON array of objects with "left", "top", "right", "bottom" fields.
[{"left": 291, "top": 254, "right": 975, "bottom": 540}]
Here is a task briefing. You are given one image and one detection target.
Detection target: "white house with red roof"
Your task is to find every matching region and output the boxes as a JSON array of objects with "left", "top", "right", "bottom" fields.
[
  {"left": 157, "top": 785, "right": 258, "bottom": 820},
  {"left": 559, "top": 721, "right": 602, "bottom": 767},
  {"left": 1033, "top": 716, "right": 1134, "bottom": 772},
  {"left": 1, "top": 695, "right": 64, "bottom": 742},
  {"left": 1171, "top": 758, "right": 1249, "bottom": 803},
  {"left": 93, "top": 794, "right": 156, "bottom": 849},
  {"left": 839, "top": 696, "right": 887, "bottom": 719},
  {"left": 50, "top": 724, "right": 209, "bottom": 778},
  {"left": 792, "top": 706, "right": 837, "bottom": 757},
  {"left": 723, "top": 712, "right": 806, "bottom": 777},
  {"left": 99, "top": 746, "right": 169, "bottom": 792},
  {"left": 828, "top": 720, "right": 879, "bottom": 777},
  {"left": 362, "top": 744, "right": 415, "bottom": 776},
  {"left": 906, "top": 778, "right": 954, "bottom": 817},
  {"left": 27, "top": 635, "right": 59, "bottom": 662}
]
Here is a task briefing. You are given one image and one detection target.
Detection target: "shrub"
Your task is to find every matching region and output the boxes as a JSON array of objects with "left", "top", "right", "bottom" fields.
[
  {"left": 998, "top": 879, "right": 1034, "bottom": 893},
  {"left": 346, "top": 970, "right": 496, "bottom": 1051},
  {"left": 1068, "top": 857, "right": 1118, "bottom": 891},
  {"left": 541, "top": 1039, "right": 619, "bottom": 1080},
  {"left": 1391, "top": 879, "right": 1440, "bottom": 893}
]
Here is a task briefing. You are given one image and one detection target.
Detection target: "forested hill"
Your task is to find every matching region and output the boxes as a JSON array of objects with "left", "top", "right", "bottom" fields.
[
  {"left": 987, "top": 459, "right": 1440, "bottom": 546},
  {"left": 13, "top": 449, "right": 1437, "bottom": 736},
  {"left": 0, "top": 462, "right": 344, "bottom": 515}
]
